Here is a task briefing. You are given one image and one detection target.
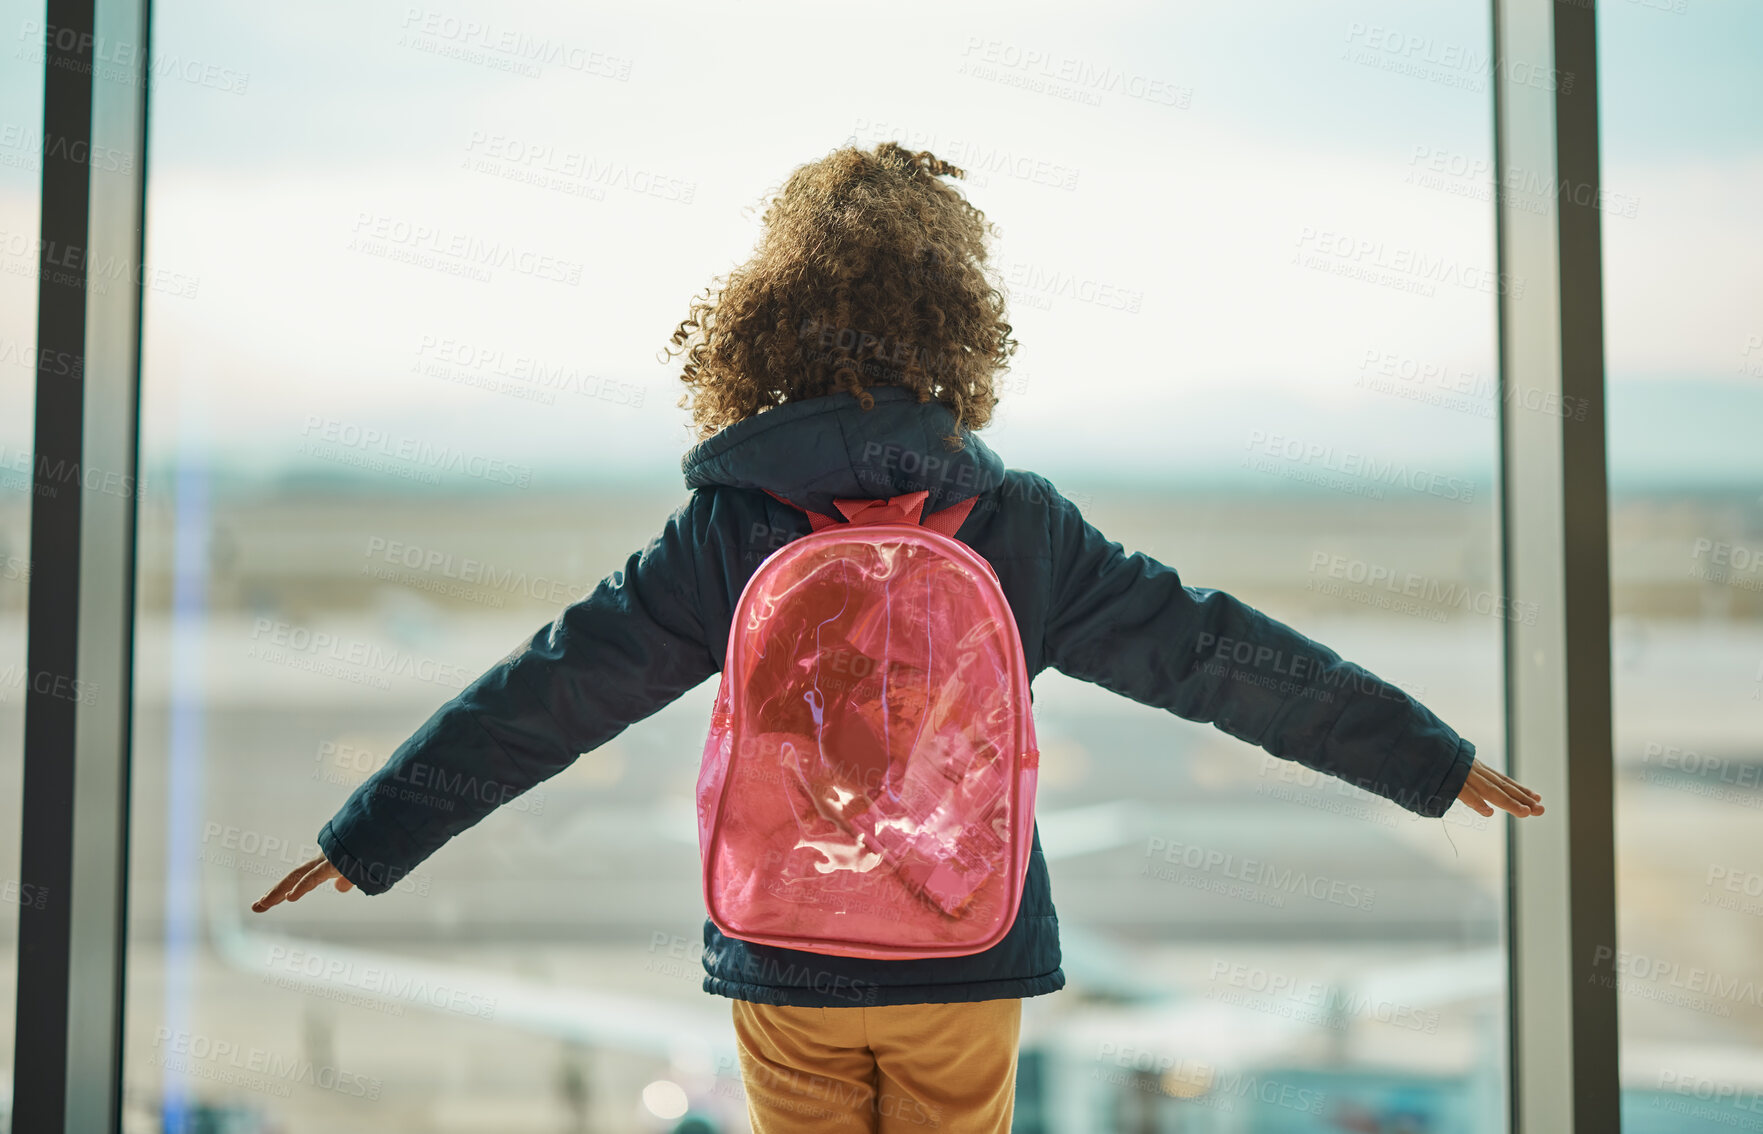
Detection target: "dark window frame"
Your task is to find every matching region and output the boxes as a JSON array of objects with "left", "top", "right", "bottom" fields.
[{"left": 10, "top": 0, "right": 1621, "bottom": 1128}]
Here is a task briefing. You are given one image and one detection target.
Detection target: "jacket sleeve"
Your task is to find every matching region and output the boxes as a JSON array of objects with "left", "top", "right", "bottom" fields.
[
  {"left": 317, "top": 495, "right": 720, "bottom": 894},
  {"left": 1037, "top": 477, "right": 1475, "bottom": 819}
]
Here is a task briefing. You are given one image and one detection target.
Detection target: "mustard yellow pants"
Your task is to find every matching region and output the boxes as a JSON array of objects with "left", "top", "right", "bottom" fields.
[{"left": 730, "top": 998, "right": 1023, "bottom": 1133}]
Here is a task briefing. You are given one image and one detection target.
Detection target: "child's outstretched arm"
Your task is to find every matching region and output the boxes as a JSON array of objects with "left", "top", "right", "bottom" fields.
[
  {"left": 254, "top": 497, "right": 719, "bottom": 911},
  {"left": 1036, "top": 476, "right": 1540, "bottom": 821}
]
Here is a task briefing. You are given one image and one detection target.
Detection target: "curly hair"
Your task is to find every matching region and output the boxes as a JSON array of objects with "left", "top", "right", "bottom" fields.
[{"left": 664, "top": 140, "right": 1018, "bottom": 446}]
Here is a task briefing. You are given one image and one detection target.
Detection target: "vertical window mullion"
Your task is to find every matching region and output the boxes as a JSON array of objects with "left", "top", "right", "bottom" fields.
[
  {"left": 12, "top": 0, "right": 150, "bottom": 1130},
  {"left": 1491, "top": 1, "right": 1620, "bottom": 1130}
]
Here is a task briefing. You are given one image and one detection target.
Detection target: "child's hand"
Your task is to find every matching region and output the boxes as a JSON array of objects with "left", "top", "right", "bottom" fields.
[
  {"left": 252, "top": 853, "right": 353, "bottom": 912},
  {"left": 1457, "top": 758, "right": 1545, "bottom": 819}
]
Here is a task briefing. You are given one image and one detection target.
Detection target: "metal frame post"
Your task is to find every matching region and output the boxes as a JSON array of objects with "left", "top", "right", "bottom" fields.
[
  {"left": 1492, "top": 1, "right": 1621, "bottom": 1130},
  {"left": 12, "top": 0, "right": 150, "bottom": 1129}
]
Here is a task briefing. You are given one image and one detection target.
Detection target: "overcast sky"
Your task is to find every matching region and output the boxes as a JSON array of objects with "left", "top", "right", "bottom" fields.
[{"left": 1, "top": 0, "right": 1758, "bottom": 491}]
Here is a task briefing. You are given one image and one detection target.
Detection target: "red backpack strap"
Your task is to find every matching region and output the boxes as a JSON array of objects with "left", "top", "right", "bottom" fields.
[
  {"left": 833, "top": 489, "right": 929, "bottom": 526},
  {"left": 766, "top": 488, "right": 977, "bottom": 536},
  {"left": 920, "top": 495, "right": 977, "bottom": 537}
]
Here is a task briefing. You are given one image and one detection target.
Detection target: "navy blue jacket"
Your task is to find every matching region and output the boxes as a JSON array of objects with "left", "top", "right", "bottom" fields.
[{"left": 318, "top": 385, "right": 1477, "bottom": 1007}]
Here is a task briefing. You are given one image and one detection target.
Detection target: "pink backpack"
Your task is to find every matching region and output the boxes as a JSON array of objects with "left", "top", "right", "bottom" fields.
[{"left": 696, "top": 488, "right": 1040, "bottom": 959}]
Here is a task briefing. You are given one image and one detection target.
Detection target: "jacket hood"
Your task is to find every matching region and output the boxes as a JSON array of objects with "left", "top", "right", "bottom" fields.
[{"left": 681, "top": 386, "right": 1007, "bottom": 517}]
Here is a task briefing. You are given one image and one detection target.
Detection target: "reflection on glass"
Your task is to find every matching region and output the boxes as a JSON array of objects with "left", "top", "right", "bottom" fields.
[{"left": 124, "top": 2, "right": 1509, "bottom": 1130}]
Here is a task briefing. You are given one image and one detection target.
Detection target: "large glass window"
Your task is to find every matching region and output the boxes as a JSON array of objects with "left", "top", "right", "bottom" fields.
[
  {"left": 123, "top": 2, "right": 1510, "bottom": 1130},
  {"left": 0, "top": 0, "right": 46, "bottom": 1123},
  {"left": 1601, "top": 5, "right": 1763, "bottom": 1131}
]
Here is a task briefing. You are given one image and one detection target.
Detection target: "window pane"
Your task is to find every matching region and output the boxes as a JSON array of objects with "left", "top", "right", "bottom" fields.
[
  {"left": 0, "top": 0, "right": 46, "bottom": 1120},
  {"left": 124, "top": 2, "right": 1508, "bottom": 1130},
  {"left": 1601, "top": 5, "right": 1763, "bottom": 1130}
]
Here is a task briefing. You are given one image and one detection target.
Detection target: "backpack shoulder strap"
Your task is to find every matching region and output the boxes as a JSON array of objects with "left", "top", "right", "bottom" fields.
[{"left": 766, "top": 488, "right": 978, "bottom": 537}]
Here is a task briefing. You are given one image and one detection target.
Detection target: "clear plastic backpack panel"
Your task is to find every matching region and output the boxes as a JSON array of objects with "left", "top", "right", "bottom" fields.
[{"left": 702, "top": 529, "right": 1034, "bottom": 955}]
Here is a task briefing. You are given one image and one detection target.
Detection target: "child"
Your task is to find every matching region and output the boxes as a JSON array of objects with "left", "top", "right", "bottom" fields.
[{"left": 254, "top": 141, "right": 1544, "bottom": 1133}]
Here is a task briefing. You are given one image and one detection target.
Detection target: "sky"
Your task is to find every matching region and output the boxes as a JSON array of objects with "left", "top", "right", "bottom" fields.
[{"left": 0, "top": 0, "right": 1759, "bottom": 492}]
